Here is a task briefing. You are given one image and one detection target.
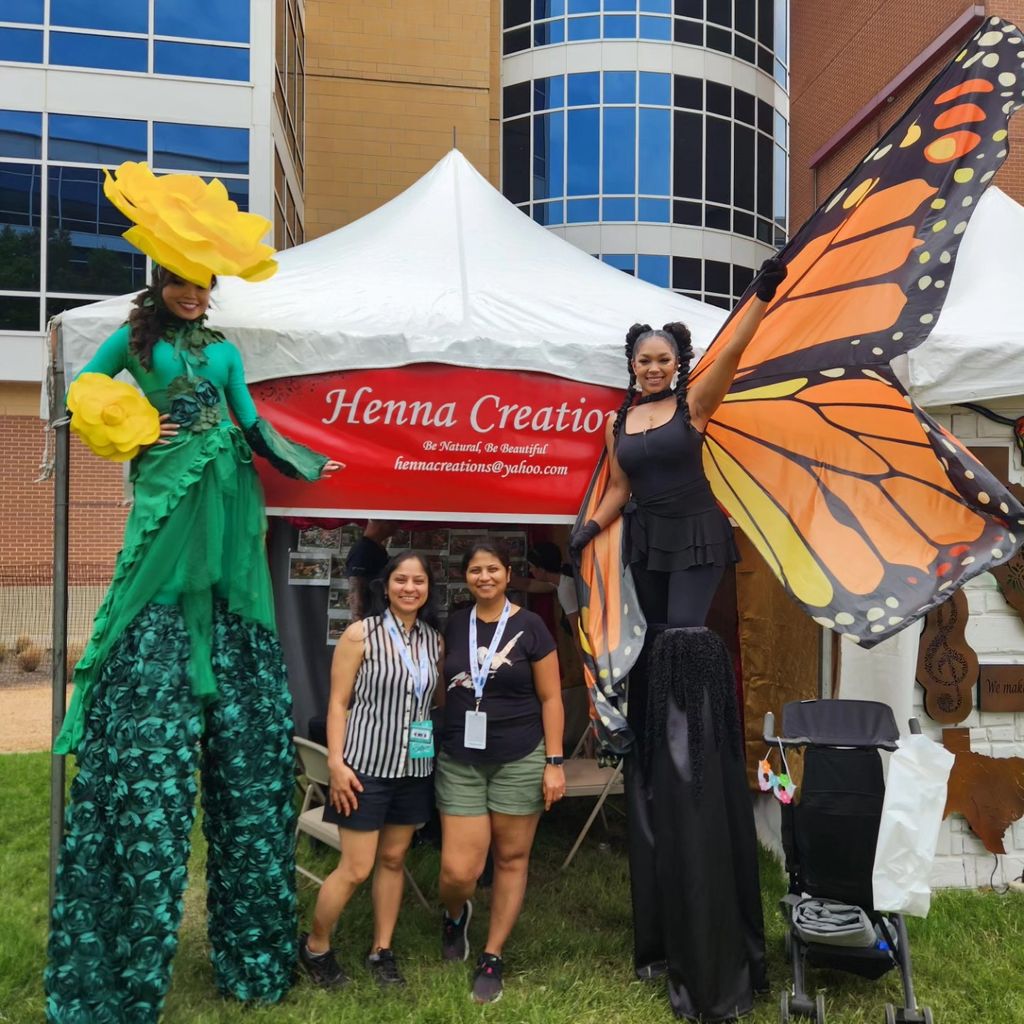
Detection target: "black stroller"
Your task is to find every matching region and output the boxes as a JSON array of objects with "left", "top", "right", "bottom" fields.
[{"left": 764, "top": 699, "right": 934, "bottom": 1024}]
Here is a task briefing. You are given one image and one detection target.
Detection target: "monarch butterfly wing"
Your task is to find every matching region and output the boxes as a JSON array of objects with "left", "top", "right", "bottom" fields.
[
  {"left": 572, "top": 450, "right": 645, "bottom": 753},
  {"left": 703, "top": 367, "right": 1024, "bottom": 646},
  {"left": 691, "top": 18, "right": 1024, "bottom": 387}
]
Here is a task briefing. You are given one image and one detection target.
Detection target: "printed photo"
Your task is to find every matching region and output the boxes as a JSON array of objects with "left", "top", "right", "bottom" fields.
[
  {"left": 387, "top": 529, "right": 412, "bottom": 550},
  {"left": 297, "top": 526, "right": 346, "bottom": 552},
  {"left": 328, "top": 583, "right": 351, "bottom": 610},
  {"left": 326, "top": 610, "right": 352, "bottom": 645},
  {"left": 494, "top": 532, "right": 527, "bottom": 559},
  {"left": 330, "top": 554, "right": 349, "bottom": 582},
  {"left": 412, "top": 528, "right": 450, "bottom": 553},
  {"left": 449, "top": 530, "right": 487, "bottom": 556},
  {"left": 288, "top": 552, "right": 332, "bottom": 585},
  {"left": 448, "top": 585, "right": 474, "bottom": 611}
]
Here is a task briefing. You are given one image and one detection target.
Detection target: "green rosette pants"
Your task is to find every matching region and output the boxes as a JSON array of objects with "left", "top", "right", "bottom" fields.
[{"left": 45, "top": 602, "right": 298, "bottom": 1023}]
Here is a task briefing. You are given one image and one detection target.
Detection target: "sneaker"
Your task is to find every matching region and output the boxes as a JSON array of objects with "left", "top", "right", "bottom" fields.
[
  {"left": 441, "top": 900, "right": 473, "bottom": 962},
  {"left": 635, "top": 960, "right": 668, "bottom": 982},
  {"left": 297, "top": 932, "right": 348, "bottom": 989},
  {"left": 471, "top": 952, "right": 504, "bottom": 1004},
  {"left": 366, "top": 947, "right": 406, "bottom": 988}
]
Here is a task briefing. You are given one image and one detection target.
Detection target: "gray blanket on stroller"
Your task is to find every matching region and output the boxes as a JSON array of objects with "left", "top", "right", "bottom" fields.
[{"left": 792, "top": 898, "right": 876, "bottom": 947}]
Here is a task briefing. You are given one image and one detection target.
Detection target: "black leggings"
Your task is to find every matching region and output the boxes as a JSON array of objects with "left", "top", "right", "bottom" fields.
[{"left": 631, "top": 562, "right": 725, "bottom": 627}]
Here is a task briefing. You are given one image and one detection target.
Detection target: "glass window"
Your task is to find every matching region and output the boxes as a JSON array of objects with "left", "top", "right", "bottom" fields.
[
  {"left": 567, "top": 15, "right": 599, "bottom": 40},
  {"left": 638, "top": 197, "right": 669, "bottom": 221},
  {"left": 705, "top": 204, "right": 729, "bottom": 230},
  {"left": 567, "top": 109, "right": 599, "bottom": 195},
  {"left": 602, "top": 253, "right": 635, "bottom": 274},
  {"left": 672, "top": 256, "right": 700, "bottom": 290},
  {"left": 606, "top": 0, "right": 637, "bottom": 10},
  {"left": 47, "top": 166, "right": 145, "bottom": 293},
  {"left": 732, "top": 209, "right": 754, "bottom": 237},
  {"left": 775, "top": 0, "right": 788, "bottom": 64},
  {"left": 603, "top": 197, "right": 634, "bottom": 220},
  {"left": 757, "top": 44, "right": 773, "bottom": 74},
  {"left": 734, "top": 35, "right": 755, "bottom": 63},
  {"left": 0, "top": 110, "right": 42, "bottom": 159},
  {"left": 604, "top": 72, "right": 635, "bottom": 104},
  {"left": 566, "top": 197, "right": 599, "bottom": 222},
  {"left": 503, "top": 26, "right": 531, "bottom": 53},
  {"left": 735, "top": 0, "right": 755, "bottom": 36},
  {"left": 706, "top": 24, "right": 731, "bottom": 54},
  {"left": 534, "top": 20, "right": 565, "bottom": 45},
  {"left": 504, "top": 82, "right": 531, "bottom": 118},
  {"left": 221, "top": 176, "right": 249, "bottom": 212},
  {"left": 706, "top": 81, "right": 730, "bottom": 116},
  {"left": 732, "top": 264, "right": 754, "bottom": 295},
  {"left": 4, "top": 0, "right": 44, "bottom": 25},
  {"left": 155, "top": 0, "right": 250, "bottom": 43},
  {"left": 639, "top": 72, "right": 670, "bottom": 106},
  {"left": 774, "top": 141, "right": 787, "bottom": 230},
  {"left": 639, "top": 16, "right": 671, "bottom": 40},
  {"left": 0, "top": 296, "right": 39, "bottom": 330},
  {"left": 774, "top": 109, "right": 787, "bottom": 146},
  {"left": 757, "top": 132, "right": 772, "bottom": 217},
  {"left": 535, "top": 0, "right": 565, "bottom": 15},
  {"left": 534, "top": 76, "right": 565, "bottom": 111},
  {"left": 533, "top": 111, "right": 564, "bottom": 199},
  {"left": 705, "top": 259, "right": 730, "bottom": 293},
  {"left": 504, "top": 0, "right": 531, "bottom": 26},
  {"left": 674, "top": 75, "right": 702, "bottom": 110},
  {"left": 603, "top": 15, "right": 636, "bottom": 38},
  {"left": 733, "top": 124, "right": 754, "bottom": 210},
  {"left": 502, "top": 118, "right": 530, "bottom": 205},
  {"left": 603, "top": 107, "right": 635, "bottom": 194},
  {"left": 674, "top": 18, "right": 701, "bottom": 45},
  {"left": 735, "top": 90, "right": 755, "bottom": 125},
  {"left": 638, "top": 108, "right": 669, "bottom": 195},
  {"left": 50, "top": 0, "right": 148, "bottom": 33},
  {"left": 49, "top": 114, "right": 146, "bottom": 164},
  {"left": 0, "top": 162, "right": 42, "bottom": 290},
  {"left": 757, "top": 98, "right": 772, "bottom": 132},
  {"left": 154, "top": 122, "right": 249, "bottom": 175},
  {"left": 705, "top": 117, "right": 730, "bottom": 204},
  {"left": 533, "top": 200, "right": 564, "bottom": 225},
  {"left": 672, "top": 199, "right": 700, "bottom": 225},
  {"left": 673, "top": 111, "right": 702, "bottom": 199},
  {"left": 706, "top": 0, "right": 730, "bottom": 26},
  {"left": 568, "top": 0, "right": 599, "bottom": 11},
  {"left": 675, "top": 0, "right": 702, "bottom": 14},
  {"left": 638, "top": 254, "right": 669, "bottom": 287},
  {"left": 46, "top": 296, "right": 95, "bottom": 321},
  {"left": 641, "top": 0, "right": 671, "bottom": 11},
  {"left": 50, "top": 32, "right": 147, "bottom": 72},
  {"left": 0, "top": 27, "right": 43, "bottom": 63},
  {"left": 568, "top": 72, "right": 599, "bottom": 106},
  {"left": 155, "top": 41, "right": 250, "bottom": 81},
  {"left": 757, "top": 0, "right": 774, "bottom": 47}
]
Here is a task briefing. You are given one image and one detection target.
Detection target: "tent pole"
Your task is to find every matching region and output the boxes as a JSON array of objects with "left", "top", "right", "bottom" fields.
[{"left": 49, "top": 322, "right": 69, "bottom": 907}]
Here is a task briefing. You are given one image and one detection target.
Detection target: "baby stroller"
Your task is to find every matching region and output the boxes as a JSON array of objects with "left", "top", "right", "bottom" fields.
[{"left": 764, "top": 699, "right": 934, "bottom": 1024}]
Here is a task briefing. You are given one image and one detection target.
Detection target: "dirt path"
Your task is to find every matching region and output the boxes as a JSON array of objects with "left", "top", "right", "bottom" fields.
[{"left": 0, "top": 683, "right": 67, "bottom": 753}]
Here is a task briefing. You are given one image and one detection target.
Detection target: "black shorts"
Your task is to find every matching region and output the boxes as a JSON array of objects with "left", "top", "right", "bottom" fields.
[{"left": 321, "top": 771, "right": 434, "bottom": 832}]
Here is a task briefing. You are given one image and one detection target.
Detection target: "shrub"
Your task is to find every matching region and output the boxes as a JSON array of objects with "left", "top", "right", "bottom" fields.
[
  {"left": 17, "top": 644, "right": 43, "bottom": 673},
  {"left": 14, "top": 633, "right": 33, "bottom": 654}
]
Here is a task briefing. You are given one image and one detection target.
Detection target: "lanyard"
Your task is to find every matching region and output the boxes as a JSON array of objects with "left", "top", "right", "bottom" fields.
[
  {"left": 384, "top": 610, "right": 431, "bottom": 706},
  {"left": 468, "top": 600, "right": 512, "bottom": 708}
]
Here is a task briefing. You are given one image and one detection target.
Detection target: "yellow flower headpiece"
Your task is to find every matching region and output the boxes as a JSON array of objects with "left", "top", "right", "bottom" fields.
[
  {"left": 67, "top": 373, "right": 161, "bottom": 462},
  {"left": 103, "top": 161, "right": 278, "bottom": 288}
]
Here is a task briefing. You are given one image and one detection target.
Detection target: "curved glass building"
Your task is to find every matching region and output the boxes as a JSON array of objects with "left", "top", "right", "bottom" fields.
[{"left": 501, "top": 0, "right": 789, "bottom": 307}]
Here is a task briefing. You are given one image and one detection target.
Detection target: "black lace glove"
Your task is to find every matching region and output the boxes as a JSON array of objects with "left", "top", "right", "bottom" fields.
[
  {"left": 569, "top": 519, "right": 601, "bottom": 556},
  {"left": 754, "top": 255, "right": 788, "bottom": 302}
]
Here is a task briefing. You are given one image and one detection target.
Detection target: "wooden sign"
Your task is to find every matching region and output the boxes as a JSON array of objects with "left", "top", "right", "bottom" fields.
[
  {"left": 916, "top": 588, "right": 978, "bottom": 724},
  {"left": 978, "top": 664, "right": 1024, "bottom": 712}
]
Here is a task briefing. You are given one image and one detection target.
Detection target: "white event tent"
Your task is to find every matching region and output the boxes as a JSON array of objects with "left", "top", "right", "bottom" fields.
[{"left": 57, "top": 150, "right": 727, "bottom": 386}]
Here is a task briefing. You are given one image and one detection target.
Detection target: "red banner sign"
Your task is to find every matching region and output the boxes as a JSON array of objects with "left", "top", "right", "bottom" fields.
[{"left": 252, "top": 364, "right": 623, "bottom": 522}]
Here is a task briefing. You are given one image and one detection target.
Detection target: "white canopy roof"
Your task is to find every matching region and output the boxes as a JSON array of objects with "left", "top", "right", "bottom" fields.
[
  {"left": 58, "top": 150, "right": 726, "bottom": 387},
  {"left": 906, "top": 186, "right": 1024, "bottom": 408}
]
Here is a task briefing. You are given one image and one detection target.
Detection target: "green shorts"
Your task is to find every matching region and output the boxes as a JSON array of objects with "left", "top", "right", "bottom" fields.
[{"left": 434, "top": 743, "right": 546, "bottom": 817}]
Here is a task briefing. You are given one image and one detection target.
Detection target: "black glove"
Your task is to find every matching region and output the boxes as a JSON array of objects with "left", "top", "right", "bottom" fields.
[
  {"left": 569, "top": 519, "right": 601, "bottom": 556},
  {"left": 754, "top": 255, "right": 787, "bottom": 302}
]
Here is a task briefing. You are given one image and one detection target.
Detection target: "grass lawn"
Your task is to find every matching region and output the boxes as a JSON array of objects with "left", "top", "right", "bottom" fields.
[{"left": 2, "top": 750, "right": 1023, "bottom": 1024}]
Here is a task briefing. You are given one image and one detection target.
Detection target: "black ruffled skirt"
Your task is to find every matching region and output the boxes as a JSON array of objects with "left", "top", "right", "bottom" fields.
[{"left": 625, "top": 502, "right": 739, "bottom": 573}]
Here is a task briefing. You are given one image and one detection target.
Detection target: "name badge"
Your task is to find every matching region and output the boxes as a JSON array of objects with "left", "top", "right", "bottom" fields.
[
  {"left": 409, "top": 719, "right": 435, "bottom": 759},
  {"left": 464, "top": 710, "right": 487, "bottom": 750}
]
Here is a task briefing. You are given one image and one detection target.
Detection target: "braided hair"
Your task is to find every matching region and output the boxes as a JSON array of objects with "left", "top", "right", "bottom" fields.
[{"left": 611, "top": 321, "right": 696, "bottom": 440}]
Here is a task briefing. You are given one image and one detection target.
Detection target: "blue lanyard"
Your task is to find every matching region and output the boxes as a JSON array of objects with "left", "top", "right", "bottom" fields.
[
  {"left": 384, "top": 611, "right": 431, "bottom": 706},
  {"left": 468, "top": 600, "right": 512, "bottom": 707}
]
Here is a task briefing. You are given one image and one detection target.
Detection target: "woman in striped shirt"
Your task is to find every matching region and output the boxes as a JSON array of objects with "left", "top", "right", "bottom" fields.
[{"left": 299, "top": 551, "right": 443, "bottom": 990}]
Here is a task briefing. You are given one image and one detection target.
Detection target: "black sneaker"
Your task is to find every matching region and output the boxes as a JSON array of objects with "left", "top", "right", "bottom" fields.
[
  {"left": 635, "top": 960, "right": 668, "bottom": 982},
  {"left": 366, "top": 947, "right": 406, "bottom": 988},
  {"left": 297, "top": 932, "right": 348, "bottom": 989},
  {"left": 441, "top": 900, "right": 473, "bottom": 962},
  {"left": 471, "top": 952, "right": 504, "bottom": 1004}
]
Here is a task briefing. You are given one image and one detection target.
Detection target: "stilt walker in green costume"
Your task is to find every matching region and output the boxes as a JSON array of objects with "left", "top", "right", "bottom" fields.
[{"left": 45, "top": 162, "right": 343, "bottom": 1023}]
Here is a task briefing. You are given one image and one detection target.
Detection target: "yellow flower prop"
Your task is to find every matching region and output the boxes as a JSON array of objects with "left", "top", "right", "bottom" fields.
[
  {"left": 103, "top": 162, "right": 278, "bottom": 287},
  {"left": 67, "top": 373, "right": 161, "bottom": 462}
]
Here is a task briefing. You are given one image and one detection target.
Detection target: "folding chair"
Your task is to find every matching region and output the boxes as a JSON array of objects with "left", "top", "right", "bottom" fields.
[
  {"left": 559, "top": 729, "right": 624, "bottom": 869},
  {"left": 293, "top": 736, "right": 431, "bottom": 910}
]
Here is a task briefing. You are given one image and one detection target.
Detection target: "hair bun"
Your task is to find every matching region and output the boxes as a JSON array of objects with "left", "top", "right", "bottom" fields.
[{"left": 625, "top": 322, "right": 652, "bottom": 355}]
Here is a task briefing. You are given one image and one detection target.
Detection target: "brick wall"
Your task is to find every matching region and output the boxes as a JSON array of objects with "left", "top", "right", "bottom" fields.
[
  {"left": 790, "top": 1, "right": 1024, "bottom": 232},
  {"left": 303, "top": 0, "right": 499, "bottom": 239}
]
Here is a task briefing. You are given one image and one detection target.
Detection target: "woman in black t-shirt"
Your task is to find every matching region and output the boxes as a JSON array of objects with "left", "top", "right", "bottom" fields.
[{"left": 435, "top": 542, "right": 564, "bottom": 1004}]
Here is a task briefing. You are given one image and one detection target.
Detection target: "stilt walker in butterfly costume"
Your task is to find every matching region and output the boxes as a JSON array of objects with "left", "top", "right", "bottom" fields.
[
  {"left": 571, "top": 16, "right": 1024, "bottom": 1022},
  {"left": 45, "top": 163, "right": 343, "bottom": 1023}
]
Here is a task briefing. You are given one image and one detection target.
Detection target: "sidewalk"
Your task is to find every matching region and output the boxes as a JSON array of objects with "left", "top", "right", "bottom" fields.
[{"left": 0, "top": 682, "right": 62, "bottom": 753}]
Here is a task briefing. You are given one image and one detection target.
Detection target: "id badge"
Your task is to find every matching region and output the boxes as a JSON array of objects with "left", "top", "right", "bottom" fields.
[
  {"left": 464, "top": 710, "right": 487, "bottom": 750},
  {"left": 409, "top": 719, "right": 435, "bottom": 759}
]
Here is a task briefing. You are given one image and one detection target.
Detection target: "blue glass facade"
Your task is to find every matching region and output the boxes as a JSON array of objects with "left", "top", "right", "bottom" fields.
[
  {"left": 0, "top": 110, "right": 250, "bottom": 331},
  {"left": 0, "top": 0, "right": 251, "bottom": 81}
]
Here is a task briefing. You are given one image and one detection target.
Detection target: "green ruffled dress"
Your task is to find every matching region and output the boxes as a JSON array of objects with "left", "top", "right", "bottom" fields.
[{"left": 56, "top": 319, "right": 326, "bottom": 754}]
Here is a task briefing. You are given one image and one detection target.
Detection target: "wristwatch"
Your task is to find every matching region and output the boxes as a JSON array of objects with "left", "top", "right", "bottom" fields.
[{"left": 545, "top": 755, "right": 564, "bottom": 766}]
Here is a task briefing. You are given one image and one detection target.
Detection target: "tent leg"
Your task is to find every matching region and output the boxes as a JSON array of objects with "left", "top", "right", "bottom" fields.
[{"left": 49, "top": 324, "right": 69, "bottom": 908}]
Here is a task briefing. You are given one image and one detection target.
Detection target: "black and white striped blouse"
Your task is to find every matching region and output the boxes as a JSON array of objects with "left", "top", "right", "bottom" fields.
[{"left": 344, "top": 614, "right": 442, "bottom": 778}]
